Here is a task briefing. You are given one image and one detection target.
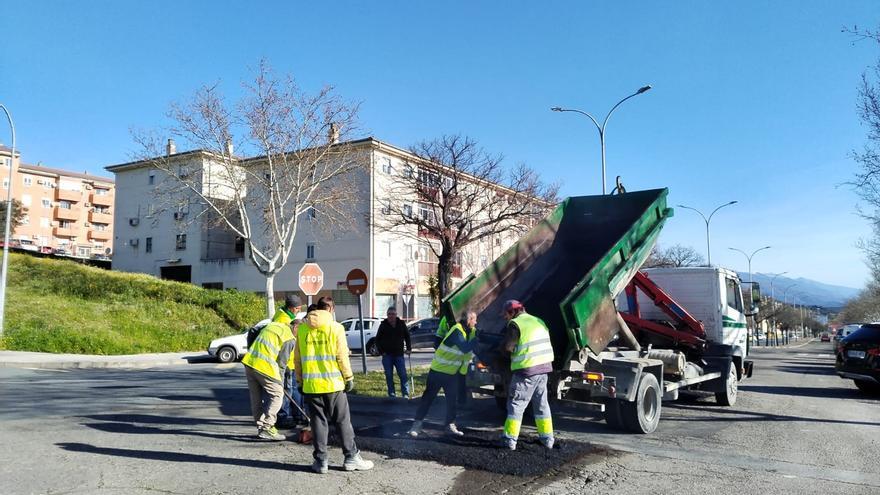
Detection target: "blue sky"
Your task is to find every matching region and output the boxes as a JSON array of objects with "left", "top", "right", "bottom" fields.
[{"left": 1, "top": 1, "right": 877, "bottom": 288}]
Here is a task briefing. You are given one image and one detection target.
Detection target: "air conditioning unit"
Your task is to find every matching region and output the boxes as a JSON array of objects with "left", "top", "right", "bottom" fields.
[
  {"left": 84, "top": 202, "right": 91, "bottom": 207},
  {"left": 174, "top": 212, "right": 187, "bottom": 220},
  {"left": 129, "top": 218, "right": 139, "bottom": 226},
  {"left": 84, "top": 222, "right": 90, "bottom": 228},
  {"left": 129, "top": 239, "right": 139, "bottom": 247}
]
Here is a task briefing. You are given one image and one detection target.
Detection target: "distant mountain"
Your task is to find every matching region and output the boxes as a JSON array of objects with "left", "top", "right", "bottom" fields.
[{"left": 737, "top": 272, "right": 861, "bottom": 308}]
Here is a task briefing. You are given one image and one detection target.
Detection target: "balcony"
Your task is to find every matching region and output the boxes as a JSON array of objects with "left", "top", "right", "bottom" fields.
[
  {"left": 89, "top": 229, "right": 111, "bottom": 241},
  {"left": 53, "top": 206, "right": 81, "bottom": 221},
  {"left": 90, "top": 192, "right": 113, "bottom": 206},
  {"left": 53, "top": 226, "right": 78, "bottom": 238},
  {"left": 88, "top": 210, "right": 112, "bottom": 224},
  {"left": 55, "top": 189, "right": 82, "bottom": 202}
]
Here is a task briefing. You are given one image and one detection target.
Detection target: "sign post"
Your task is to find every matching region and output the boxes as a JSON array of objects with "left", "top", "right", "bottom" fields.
[
  {"left": 299, "top": 263, "right": 324, "bottom": 306},
  {"left": 345, "top": 268, "right": 369, "bottom": 374}
]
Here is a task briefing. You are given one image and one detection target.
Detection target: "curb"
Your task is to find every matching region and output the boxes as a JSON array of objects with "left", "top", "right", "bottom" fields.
[{"left": 0, "top": 352, "right": 222, "bottom": 370}]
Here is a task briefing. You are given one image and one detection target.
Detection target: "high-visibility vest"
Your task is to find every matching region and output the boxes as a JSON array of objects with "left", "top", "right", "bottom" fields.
[
  {"left": 242, "top": 321, "right": 293, "bottom": 381},
  {"left": 431, "top": 323, "right": 468, "bottom": 375},
  {"left": 272, "top": 307, "right": 294, "bottom": 326},
  {"left": 298, "top": 320, "right": 345, "bottom": 394},
  {"left": 510, "top": 313, "right": 554, "bottom": 372},
  {"left": 435, "top": 316, "right": 449, "bottom": 339},
  {"left": 458, "top": 326, "right": 477, "bottom": 375}
]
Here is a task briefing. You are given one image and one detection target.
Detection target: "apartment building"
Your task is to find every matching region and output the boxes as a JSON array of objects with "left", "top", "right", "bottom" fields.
[
  {"left": 106, "top": 138, "right": 523, "bottom": 320},
  {"left": 0, "top": 145, "right": 115, "bottom": 257}
]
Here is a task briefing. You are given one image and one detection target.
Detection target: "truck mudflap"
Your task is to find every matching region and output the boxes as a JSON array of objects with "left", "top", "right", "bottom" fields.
[{"left": 744, "top": 360, "right": 754, "bottom": 378}]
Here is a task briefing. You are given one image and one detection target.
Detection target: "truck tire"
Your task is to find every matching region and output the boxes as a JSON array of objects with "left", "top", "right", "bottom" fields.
[
  {"left": 715, "top": 365, "right": 738, "bottom": 406},
  {"left": 603, "top": 399, "right": 625, "bottom": 430},
  {"left": 621, "top": 373, "right": 661, "bottom": 434}
]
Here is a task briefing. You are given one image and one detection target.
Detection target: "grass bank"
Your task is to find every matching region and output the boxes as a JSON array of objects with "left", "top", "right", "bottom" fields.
[
  {"left": 0, "top": 253, "right": 265, "bottom": 354},
  {"left": 349, "top": 366, "right": 430, "bottom": 398}
]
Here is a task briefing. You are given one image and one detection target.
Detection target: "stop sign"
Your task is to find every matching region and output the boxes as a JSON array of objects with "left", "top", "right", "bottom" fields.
[{"left": 298, "top": 263, "right": 324, "bottom": 296}]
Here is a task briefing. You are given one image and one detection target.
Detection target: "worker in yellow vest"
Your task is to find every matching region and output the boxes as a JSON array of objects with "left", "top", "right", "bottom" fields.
[
  {"left": 499, "top": 299, "right": 555, "bottom": 450},
  {"left": 408, "top": 309, "right": 478, "bottom": 438},
  {"left": 274, "top": 295, "right": 305, "bottom": 428},
  {"left": 294, "top": 297, "right": 374, "bottom": 474},
  {"left": 241, "top": 318, "right": 297, "bottom": 441}
]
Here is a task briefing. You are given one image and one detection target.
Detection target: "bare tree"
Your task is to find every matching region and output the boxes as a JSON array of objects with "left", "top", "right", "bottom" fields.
[
  {"left": 380, "top": 135, "right": 558, "bottom": 299},
  {"left": 132, "top": 61, "right": 361, "bottom": 316},
  {"left": 644, "top": 244, "right": 705, "bottom": 268}
]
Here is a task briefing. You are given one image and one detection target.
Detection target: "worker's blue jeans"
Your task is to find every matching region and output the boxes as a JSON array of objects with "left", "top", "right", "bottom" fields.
[
  {"left": 279, "top": 370, "right": 305, "bottom": 420},
  {"left": 382, "top": 354, "right": 410, "bottom": 397}
]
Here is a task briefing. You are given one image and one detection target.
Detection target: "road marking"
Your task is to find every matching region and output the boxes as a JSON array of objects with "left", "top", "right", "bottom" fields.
[
  {"left": 21, "top": 367, "right": 70, "bottom": 372},
  {"left": 796, "top": 353, "right": 833, "bottom": 358}
]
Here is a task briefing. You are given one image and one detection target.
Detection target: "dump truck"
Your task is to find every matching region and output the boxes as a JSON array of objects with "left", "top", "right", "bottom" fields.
[{"left": 442, "top": 188, "right": 753, "bottom": 434}]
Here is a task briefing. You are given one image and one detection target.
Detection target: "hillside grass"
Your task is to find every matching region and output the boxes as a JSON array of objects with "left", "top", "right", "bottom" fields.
[
  {"left": 349, "top": 366, "right": 430, "bottom": 398},
  {"left": 0, "top": 253, "right": 265, "bottom": 354}
]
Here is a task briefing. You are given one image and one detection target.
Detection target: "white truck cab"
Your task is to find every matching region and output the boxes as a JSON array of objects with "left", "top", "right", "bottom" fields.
[{"left": 630, "top": 267, "right": 749, "bottom": 359}]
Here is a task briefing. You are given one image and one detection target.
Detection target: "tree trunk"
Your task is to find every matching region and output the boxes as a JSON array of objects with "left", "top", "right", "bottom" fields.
[
  {"left": 265, "top": 273, "right": 276, "bottom": 319},
  {"left": 437, "top": 250, "right": 454, "bottom": 301}
]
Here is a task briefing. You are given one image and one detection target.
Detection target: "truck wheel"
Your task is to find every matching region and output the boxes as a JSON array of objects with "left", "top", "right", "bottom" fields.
[
  {"left": 603, "top": 399, "right": 625, "bottom": 430},
  {"left": 216, "top": 346, "right": 237, "bottom": 363},
  {"left": 715, "top": 365, "right": 738, "bottom": 406},
  {"left": 621, "top": 373, "right": 661, "bottom": 434},
  {"left": 366, "top": 339, "right": 380, "bottom": 357}
]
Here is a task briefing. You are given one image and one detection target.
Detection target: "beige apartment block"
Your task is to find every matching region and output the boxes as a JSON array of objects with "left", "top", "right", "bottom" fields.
[{"left": 0, "top": 145, "right": 115, "bottom": 257}]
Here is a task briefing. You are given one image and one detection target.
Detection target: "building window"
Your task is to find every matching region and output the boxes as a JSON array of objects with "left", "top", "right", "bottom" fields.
[
  {"left": 59, "top": 220, "right": 73, "bottom": 229},
  {"left": 94, "top": 224, "right": 107, "bottom": 231},
  {"left": 403, "top": 164, "right": 414, "bottom": 178},
  {"left": 380, "top": 157, "right": 393, "bottom": 174},
  {"left": 380, "top": 241, "right": 391, "bottom": 257},
  {"left": 175, "top": 234, "right": 186, "bottom": 250},
  {"left": 234, "top": 236, "right": 245, "bottom": 254},
  {"left": 42, "top": 198, "right": 51, "bottom": 208},
  {"left": 306, "top": 243, "right": 315, "bottom": 260},
  {"left": 94, "top": 188, "right": 109, "bottom": 196},
  {"left": 307, "top": 207, "right": 317, "bottom": 221},
  {"left": 148, "top": 173, "right": 155, "bottom": 185},
  {"left": 22, "top": 176, "right": 32, "bottom": 187},
  {"left": 381, "top": 200, "right": 391, "bottom": 215},
  {"left": 405, "top": 244, "right": 414, "bottom": 260},
  {"left": 403, "top": 204, "right": 412, "bottom": 217},
  {"left": 59, "top": 200, "right": 72, "bottom": 210},
  {"left": 145, "top": 237, "right": 153, "bottom": 253}
]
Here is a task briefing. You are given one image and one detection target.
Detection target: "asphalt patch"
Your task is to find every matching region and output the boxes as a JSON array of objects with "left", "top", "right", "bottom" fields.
[{"left": 354, "top": 421, "right": 607, "bottom": 477}]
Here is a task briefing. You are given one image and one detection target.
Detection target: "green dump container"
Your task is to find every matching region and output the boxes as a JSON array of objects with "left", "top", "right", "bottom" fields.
[{"left": 442, "top": 188, "right": 673, "bottom": 367}]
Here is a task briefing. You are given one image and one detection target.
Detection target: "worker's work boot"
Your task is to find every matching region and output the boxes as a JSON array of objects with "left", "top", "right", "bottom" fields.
[
  {"left": 311, "top": 459, "right": 329, "bottom": 474},
  {"left": 500, "top": 437, "right": 517, "bottom": 450},
  {"left": 257, "top": 426, "right": 285, "bottom": 441},
  {"left": 541, "top": 436, "right": 555, "bottom": 450},
  {"left": 407, "top": 420, "right": 423, "bottom": 438},
  {"left": 446, "top": 423, "right": 464, "bottom": 436},
  {"left": 343, "top": 453, "right": 375, "bottom": 471}
]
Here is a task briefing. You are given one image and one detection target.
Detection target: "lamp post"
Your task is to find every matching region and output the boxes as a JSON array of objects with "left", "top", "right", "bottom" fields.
[
  {"left": 781, "top": 283, "right": 799, "bottom": 346},
  {"left": 0, "top": 104, "right": 15, "bottom": 338},
  {"left": 768, "top": 272, "right": 788, "bottom": 347},
  {"left": 676, "top": 201, "right": 738, "bottom": 266},
  {"left": 551, "top": 84, "right": 652, "bottom": 195},
  {"left": 728, "top": 246, "right": 771, "bottom": 355}
]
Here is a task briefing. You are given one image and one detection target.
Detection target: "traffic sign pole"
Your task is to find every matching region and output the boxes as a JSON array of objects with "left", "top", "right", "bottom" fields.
[
  {"left": 345, "top": 268, "right": 370, "bottom": 375},
  {"left": 357, "top": 294, "right": 367, "bottom": 374}
]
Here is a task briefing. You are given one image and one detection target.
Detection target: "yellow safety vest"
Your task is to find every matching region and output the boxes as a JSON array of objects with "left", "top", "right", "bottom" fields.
[
  {"left": 242, "top": 321, "right": 293, "bottom": 381},
  {"left": 272, "top": 307, "right": 294, "bottom": 325},
  {"left": 510, "top": 313, "right": 554, "bottom": 371},
  {"left": 435, "top": 316, "right": 450, "bottom": 339},
  {"left": 459, "top": 326, "right": 477, "bottom": 375},
  {"left": 431, "top": 323, "right": 469, "bottom": 375},
  {"left": 298, "top": 320, "right": 345, "bottom": 394}
]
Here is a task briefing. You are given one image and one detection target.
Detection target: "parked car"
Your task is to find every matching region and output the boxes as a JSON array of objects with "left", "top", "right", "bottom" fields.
[
  {"left": 820, "top": 333, "right": 831, "bottom": 342},
  {"left": 207, "top": 312, "right": 305, "bottom": 363},
  {"left": 341, "top": 317, "right": 383, "bottom": 356},
  {"left": 17, "top": 239, "right": 38, "bottom": 252},
  {"left": 835, "top": 323, "right": 880, "bottom": 394},
  {"left": 408, "top": 317, "right": 441, "bottom": 349}
]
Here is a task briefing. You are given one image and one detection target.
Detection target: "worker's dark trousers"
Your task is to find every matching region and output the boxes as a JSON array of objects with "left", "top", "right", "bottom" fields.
[
  {"left": 305, "top": 391, "right": 358, "bottom": 462},
  {"left": 414, "top": 370, "right": 458, "bottom": 425}
]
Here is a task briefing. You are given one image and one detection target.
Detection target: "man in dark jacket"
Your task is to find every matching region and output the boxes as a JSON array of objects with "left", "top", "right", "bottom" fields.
[{"left": 375, "top": 307, "right": 412, "bottom": 398}]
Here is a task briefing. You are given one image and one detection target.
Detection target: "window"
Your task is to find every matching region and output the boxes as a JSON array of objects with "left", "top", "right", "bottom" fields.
[
  {"left": 175, "top": 234, "right": 187, "bottom": 250},
  {"left": 380, "top": 241, "right": 391, "bottom": 257},
  {"left": 59, "top": 220, "right": 73, "bottom": 229},
  {"left": 94, "top": 188, "right": 108, "bottom": 196},
  {"left": 306, "top": 243, "right": 315, "bottom": 260},
  {"left": 403, "top": 164, "right": 414, "bottom": 178},
  {"left": 403, "top": 204, "right": 412, "bottom": 217},
  {"left": 42, "top": 198, "right": 51, "bottom": 208},
  {"left": 59, "top": 200, "right": 72, "bottom": 210},
  {"left": 21, "top": 194, "right": 31, "bottom": 207},
  {"left": 22, "top": 176, "right": 32, "bottom": 187},
  {"left": 145, "top": 237, "right": 153, "bottom": 253},
  {"left": 40, "top": 218, "right": 49, "bottom": 228},
  {"left": 308, "top": 207, "right": 317, "bottom": 221},
  {"left": 234, "top": 236, "right": 245, "bottom": 254},
  {"left": 148, "top": 173, "right": 155, "bottom": 185},
  {"left": 380, "top": 157, "right": 393, "bottom": 174},
  {"left": 405, "top": 244, "right": 414, "bottom": 260},
  {"left": 381, "top": 200, "right": 391, "bottom": 215},
  {"left": 726, "top": 278, "right": 744, "bottom": 313},
  {"left": 42, "top": 180, "right": 52, "bottom": 189},
  {"left": 94, "top": 224, "right": 107, "bottom": 231}
]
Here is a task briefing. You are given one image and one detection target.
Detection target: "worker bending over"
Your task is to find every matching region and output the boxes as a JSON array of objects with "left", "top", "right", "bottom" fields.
[
  {"left": 273, "top": 295, "right": 307, "bottom": 428},
  {"left": 242, "top": 319, "right": 296, "bottom": 441},
  {"left": 294, "top": 297, "right": 374, "bottom": 474},
  {"left": 408, "top": 309, "right": 478, "bottom": 438},
  {"left": 500, "top": 299, "right": 555, "bottom": 450}
]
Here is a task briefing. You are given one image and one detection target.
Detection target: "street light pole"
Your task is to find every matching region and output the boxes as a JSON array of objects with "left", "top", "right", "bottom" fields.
[
  {"left": 551, "top": 84, "right": 652, "bottom": 195},
  {"left": 676, "top": 201, "right": 738, "bottom": 266},
  {"left": 0, "top": 104, "right": 16, "bottom": 338},
  {"left": 728, "top": 245, "right": 771, "bottom": 354},
  {"left": 768, "top": 272, "right": 788, "bottom": 347},
  {"left": 781, "top": 283, "right": 799, "bottom": 346}
]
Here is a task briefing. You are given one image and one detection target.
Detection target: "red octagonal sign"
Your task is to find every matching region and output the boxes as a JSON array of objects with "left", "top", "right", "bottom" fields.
[{"left": 298, "top": 263, "right": 324, "bottom": 296}]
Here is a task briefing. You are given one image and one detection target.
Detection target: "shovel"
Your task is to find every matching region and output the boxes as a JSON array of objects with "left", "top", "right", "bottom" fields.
[
  {"left": 283, "top": 389, "right": 313, "bottom": 444},
  {"left": 408, "top": 350, "right": 415, "bottom": 399}
]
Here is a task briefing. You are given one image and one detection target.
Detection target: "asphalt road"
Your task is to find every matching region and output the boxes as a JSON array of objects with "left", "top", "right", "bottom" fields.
[{"left": 0, "top": 340, "right": 877, "bottom": 494}]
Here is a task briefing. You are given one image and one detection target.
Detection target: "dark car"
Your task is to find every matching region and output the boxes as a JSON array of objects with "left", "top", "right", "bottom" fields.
[
  {"left": 408, "top": 317, "right": 441, "bottom": 349},
  {"left": 820, "top": 333, "right": 831, "bottom": 342},
  {"left": 835, "top": 323, "right": 880, "bottom": 394}
]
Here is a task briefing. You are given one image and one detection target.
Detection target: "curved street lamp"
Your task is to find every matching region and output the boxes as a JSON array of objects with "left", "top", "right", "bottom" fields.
[
  {"left": 728, "top": 246, "right": 771, "bottom": 288},
  {"left": 676, "top": 201, "right": 738, "bottom": 266},
  {"left": 0, "top": 103, "right": 15, "bottom": 338},
  {"left": 551, "top": 84, "right": 652, "bottom": 194}
]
